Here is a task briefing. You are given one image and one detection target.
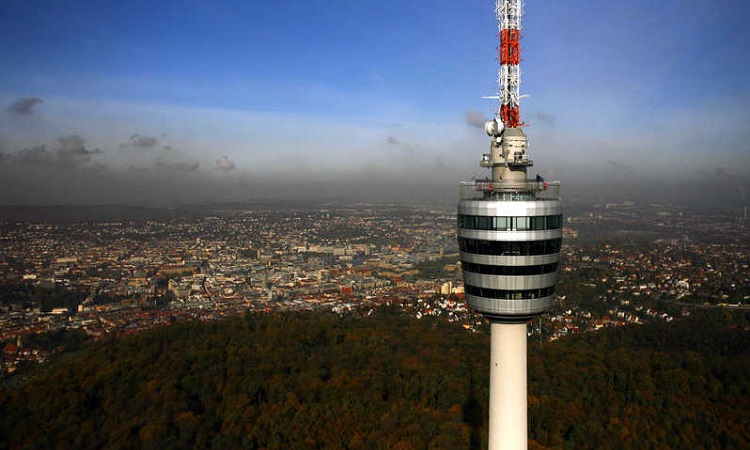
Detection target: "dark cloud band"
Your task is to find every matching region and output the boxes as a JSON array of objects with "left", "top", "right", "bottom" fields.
[{"left": 8, "top": 98, "right": 42, "bottom": 115}]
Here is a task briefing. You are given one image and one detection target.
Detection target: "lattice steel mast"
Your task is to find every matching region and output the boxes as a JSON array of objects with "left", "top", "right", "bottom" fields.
[{"left": 496, "top": 0, "right": 523, "bottom": 128}]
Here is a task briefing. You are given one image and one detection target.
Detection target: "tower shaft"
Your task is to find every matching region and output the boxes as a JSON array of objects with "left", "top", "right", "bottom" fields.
[{"left": 490, "top": 322, "right": 527, "bottom": 450}]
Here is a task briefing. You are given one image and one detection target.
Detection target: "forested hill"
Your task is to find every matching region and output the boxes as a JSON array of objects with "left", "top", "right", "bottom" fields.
[{"left": 1, "top": 308, "right": 748, "bottom": 449}]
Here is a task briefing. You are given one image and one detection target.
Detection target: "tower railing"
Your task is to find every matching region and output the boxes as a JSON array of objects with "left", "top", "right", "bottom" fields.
[{"left": 459, "top": 180, "right": 561, "bottom": 201}]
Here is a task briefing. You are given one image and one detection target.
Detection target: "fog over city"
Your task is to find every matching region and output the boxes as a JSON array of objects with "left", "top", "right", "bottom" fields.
[{"left": 1, "top": 0, "right": 748, "bottom": 209}]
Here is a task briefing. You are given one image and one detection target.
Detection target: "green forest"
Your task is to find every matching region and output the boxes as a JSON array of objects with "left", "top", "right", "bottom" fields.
[{"left": 1, "top": 308, "right": 748, "bottom": 449}]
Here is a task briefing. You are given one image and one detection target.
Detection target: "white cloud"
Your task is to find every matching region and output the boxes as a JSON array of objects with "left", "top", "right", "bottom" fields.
[{"left": 215, "top": 155, "right": 235, "bottom": 172}]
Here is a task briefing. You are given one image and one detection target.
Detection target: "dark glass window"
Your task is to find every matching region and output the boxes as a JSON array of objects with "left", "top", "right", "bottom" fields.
[
  {"left": 458, "top": 214, "right": 562, "bottom": 231},
  {"left": 548, "top": 215, "right": 562, "bottom": 229},
  {"left": 458, "top": 238, "right": 562, "bottom": 256},
  {"left": 462, "top": 262, "right": 558, "bottom": 276},
  {"left": 464, "top": 285, "right": 555, "bottom": 299}
]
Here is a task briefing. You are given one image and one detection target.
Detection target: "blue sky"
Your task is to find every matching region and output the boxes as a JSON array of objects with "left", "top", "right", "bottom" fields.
[{"left": 0, "top": 0, "right": 748, "bottom": 205}]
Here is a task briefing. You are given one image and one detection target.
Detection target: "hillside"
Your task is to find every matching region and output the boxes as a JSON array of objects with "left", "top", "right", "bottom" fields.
[{"left": 1, "top": 308, "right": 748, "bottom": 449}]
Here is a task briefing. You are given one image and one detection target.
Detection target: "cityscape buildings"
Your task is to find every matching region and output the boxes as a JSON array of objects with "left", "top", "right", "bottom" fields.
[{"left": 0, "top": 201, "right": 747, "bottom": 377}]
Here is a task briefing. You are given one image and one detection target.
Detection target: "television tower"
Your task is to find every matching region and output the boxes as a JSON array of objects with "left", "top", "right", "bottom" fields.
[{"left": 457, "top": 1, "right": 562, "bottom": 449}]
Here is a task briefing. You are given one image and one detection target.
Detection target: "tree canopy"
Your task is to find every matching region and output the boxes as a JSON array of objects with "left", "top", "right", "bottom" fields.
[{"left": 1, "top": 308, "right": 748, "bottom": 449}]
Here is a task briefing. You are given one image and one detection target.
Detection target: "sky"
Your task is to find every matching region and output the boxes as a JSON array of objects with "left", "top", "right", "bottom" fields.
[{"left": 0, "top": 0, "right": 749, "bottom": 206}]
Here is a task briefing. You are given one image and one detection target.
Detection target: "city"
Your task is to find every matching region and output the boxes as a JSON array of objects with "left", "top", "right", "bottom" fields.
[{"left": 2, "top": 199, "right": 748, "bottom": 377}]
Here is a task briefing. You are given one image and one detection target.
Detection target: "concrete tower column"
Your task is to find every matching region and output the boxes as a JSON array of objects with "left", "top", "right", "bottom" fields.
[{"left": 489, "top": 321, "right": 528, "bottom": 450}]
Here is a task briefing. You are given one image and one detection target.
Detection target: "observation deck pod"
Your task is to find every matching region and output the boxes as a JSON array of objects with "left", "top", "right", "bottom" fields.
[{"left": 458, "top": 180, "right": 562, "bottom": 322}]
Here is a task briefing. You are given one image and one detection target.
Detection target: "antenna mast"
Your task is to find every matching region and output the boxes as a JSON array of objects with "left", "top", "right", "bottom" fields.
[
  {"left": 496, "top": 0, "right": 523, "bottom": 128},
  {"left": 481, "top": 0, "right": 531, "bottom": 186}
]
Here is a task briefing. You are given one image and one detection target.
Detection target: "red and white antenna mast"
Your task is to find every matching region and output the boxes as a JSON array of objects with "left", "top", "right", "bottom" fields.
[
  {"left": 496, "top": 0, "right": 523, "bottom": 128},
  {"left": 481, "top": 0, "right": 531, "bottom": 186}
]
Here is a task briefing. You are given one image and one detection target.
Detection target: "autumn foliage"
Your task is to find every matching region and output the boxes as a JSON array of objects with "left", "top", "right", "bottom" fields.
[{"left": 1, "top": 308, "right": 748, "bottom": 449}]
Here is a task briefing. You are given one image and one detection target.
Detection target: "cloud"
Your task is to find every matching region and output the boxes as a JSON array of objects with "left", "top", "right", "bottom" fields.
[
  {"left": 8, "top": 98, "right": 42, "bottom": 115},
  {"left": 215, "top": 156, "right": 235, "bottom": 172},
  {"left": 0, "top": 135, "right": 104, "bottom": 170},
  {"left": 465, "top": 110, "right": 488, "bottom": 129},
  {"left": 120, "top": 133, "right": 159, "bottom": 149},
  {"left": 56, "top": 135, "right": 103, "bottom": 169},
  {"left": 156, "top": 157, "right": 200, "bottom": 172},
  {"left": 58, "top": 135, "right": 102, "bottom": 156},
  {"left": 13, "top": 145, "right": 53, "bottom": 166}
]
